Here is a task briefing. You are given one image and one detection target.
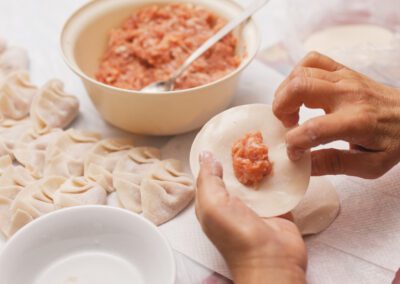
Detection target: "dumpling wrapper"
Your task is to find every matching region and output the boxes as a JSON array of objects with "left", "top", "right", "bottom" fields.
[
  {"left": 190, "top": 104, "right": 311, "bottom": 218},
  {"left": 30, "top": 79, "right": 79, "bottom": 134},
  {"left": 53, "top": 177, "right": 107, "bottom": 209},
  {"left": 0, "top": 71, "right": 38, "bottom": 120},
  {"left": 113, "top": 147, "right": 161, "bottom": 213},
  {"left": 292, "top": 177, "right": 340, "bottom": 236},
  {"left": 141, "top": 159, "right": 195, "bottom": 226}
]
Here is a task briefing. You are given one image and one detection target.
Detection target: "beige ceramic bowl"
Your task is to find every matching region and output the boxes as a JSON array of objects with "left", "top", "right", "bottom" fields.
[{"left": 60, "top": 0, "right": 260, "bottom": 136}]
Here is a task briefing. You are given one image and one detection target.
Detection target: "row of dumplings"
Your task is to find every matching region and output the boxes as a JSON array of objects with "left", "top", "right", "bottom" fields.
[
  {"left": 0, "top": 139, "right": 194, "bottom": 239},
  {"left": 0, "top": 39, "right": 194, "bottom": 239}
]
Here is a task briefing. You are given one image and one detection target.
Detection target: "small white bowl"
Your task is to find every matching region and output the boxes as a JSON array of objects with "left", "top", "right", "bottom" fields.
[
  {"left": 60, "top": 0, "right": 260, "bottom": 136},
  {"left": 0, "top": 206, "right": 175, "bottom": 284}
]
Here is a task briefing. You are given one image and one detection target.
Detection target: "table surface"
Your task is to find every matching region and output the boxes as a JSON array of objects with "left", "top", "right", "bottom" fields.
[{"left": 1, "top": 1, "right": 399, "bottom": 284}]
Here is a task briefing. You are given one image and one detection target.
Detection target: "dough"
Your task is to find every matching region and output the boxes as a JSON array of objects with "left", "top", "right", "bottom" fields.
[
  {"left": 190, "top": 104, "right": 311, "bottom": 217},
  {"left": 303, "top": 24, "right": 394, "bottom": 63},
  {"left": 292, "top": 177, "right": 340, "bottom": 236}
]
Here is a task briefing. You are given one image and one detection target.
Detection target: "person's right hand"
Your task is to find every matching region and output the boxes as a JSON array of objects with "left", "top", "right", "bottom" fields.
[{"left": 273, "top": 52, "right": 400, "bottom": 179}]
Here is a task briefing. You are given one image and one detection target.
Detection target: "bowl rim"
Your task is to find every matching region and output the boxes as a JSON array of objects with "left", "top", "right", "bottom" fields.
[
  {"left": 59, "top": 0, "right": 261, "bottom": 97},
  {"left": 0, "top": 205, "right": 176, "bottom": 283}
]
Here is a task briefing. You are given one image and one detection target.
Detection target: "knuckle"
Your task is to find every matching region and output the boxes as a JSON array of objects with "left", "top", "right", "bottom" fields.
[
  {"left": 287, "top": 77, "right": 308, "bottom": 97},
  {"left": 291, "top": 67, "right": 309, "bottom": 79},
  {"left": 304, "top": 119, "right": 321, "bottom": 141}
]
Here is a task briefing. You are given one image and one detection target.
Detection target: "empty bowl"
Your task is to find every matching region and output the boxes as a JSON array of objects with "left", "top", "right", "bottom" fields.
[{"left": 0, "top": 206, "right": 175, "bottom": 284}]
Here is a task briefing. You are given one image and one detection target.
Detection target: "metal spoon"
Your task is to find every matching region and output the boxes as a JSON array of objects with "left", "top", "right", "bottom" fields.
[{"left": 141, "top": 0, "right": 270, "bottom": 93}]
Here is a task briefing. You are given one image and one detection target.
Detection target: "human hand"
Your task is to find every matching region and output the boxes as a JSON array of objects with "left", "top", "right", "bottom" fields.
[
  {"left": 273, "top": 52, "right": 400, "bottom": 178},
  {"left": 195, "top": 152, "right": 307, "bottom": 284}
]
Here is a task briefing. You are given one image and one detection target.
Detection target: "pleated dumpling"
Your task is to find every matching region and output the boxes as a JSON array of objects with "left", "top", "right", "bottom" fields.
[
  {"left": 0, "top": 160, "right": 36, "bottom": 238},
  {"left": 44, "top": 129, "right": 101, "bottom": 178},
  {"left": 113, "top": 147, "right": 161, "bottom": 213},
  {"left": 0, "top": 71, "right": 38, "bottom": 120},
  {"left": 53, "top": 177, "right": 107, "bottom": 209},
  {"left": 4, "top": 176, "right": 65, "bottom": 238},
  {"left": 141, "top": 159, "right": 194, "bottom": 225},
  {"left": 0, "top": 46, "right": 29, "bottom": 81},
  {"left": 84, "top": 138, "right": 134, "bottom": 193},
  {"left": 30, "top": 79, "right": 79, "bottom": 134},
  {"left": 0, "top": 118, "right": 31, "bottom": 157},
  {"left": 13, "top": 129, "right": 63, "bottom": 178}
]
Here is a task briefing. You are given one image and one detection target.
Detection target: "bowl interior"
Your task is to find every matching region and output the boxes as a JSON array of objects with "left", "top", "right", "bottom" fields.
[
  {"left": 0, "top": 206, "right": 175, "bottom": 284},
  {"left": 61, "top": 0, "right": 259, "bottom": 90}
]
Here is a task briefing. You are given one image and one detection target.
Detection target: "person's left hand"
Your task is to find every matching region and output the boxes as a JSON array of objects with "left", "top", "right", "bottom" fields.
[{"left": 195, "top": 152, "right": 307, "bottom": 284}]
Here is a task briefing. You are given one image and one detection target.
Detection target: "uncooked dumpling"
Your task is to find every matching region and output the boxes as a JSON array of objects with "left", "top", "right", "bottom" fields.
[
  {"left": 0, "top": 163, "right": 36, "bottom": 238},
  {"left": 292, "top": 177, "right": 340, "bottom": 236},
  {"left": 0, "top": 71, "right": 38, "bottom": 120},
  {"left": 84, "top": 138, "right": 134, "bottom": 193},
  {"left": 44, "top": 129, "right": 101, "bottom": 178},
  {"left": 0, "top": 118, "right": 31, "bottom": 157},
  {"left": 113, "top": 147, "right": 161, "bottom": 213},
  {"left": 6, "top": 176, "right": 66, "bottom": 238},
  {"left": 141, "top": 159, "right": 194, "bottom": 225},
  {"left": 0, "top": 47, "right": 29, "bottom": 81},
  {"left": 30, "top": 79, "right": 79, "bottom": 134},
  {"left": 190, "top": 104, "right": 311, "bottom": 217},
  {"left": 53, "top": 177, "right": 107, "bottom": 209},
  {"left": 13, "top": 129, "right": 63, "bottom": 178}
]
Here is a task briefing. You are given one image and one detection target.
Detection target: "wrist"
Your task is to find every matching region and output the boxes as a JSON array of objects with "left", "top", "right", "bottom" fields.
[{"left": 229, "top": 257, "right": 306, "bottom": 284}]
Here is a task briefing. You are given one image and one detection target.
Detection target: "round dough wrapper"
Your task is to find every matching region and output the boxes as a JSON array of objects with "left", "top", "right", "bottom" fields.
[
  {"left": 292, "top": 177, "right": 340, "bottom": 236},
  {"left": 190, "top": 104, "right": 311, "bottom": 217}
]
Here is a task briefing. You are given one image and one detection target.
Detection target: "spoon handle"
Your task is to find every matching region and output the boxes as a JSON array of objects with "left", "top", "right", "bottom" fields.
[{"left": 171, "top": 0, "right": 270, "bottom": 81}]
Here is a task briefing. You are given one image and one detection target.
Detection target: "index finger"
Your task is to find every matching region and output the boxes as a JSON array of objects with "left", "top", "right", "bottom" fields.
[
  {"left": 300, "top": 51, "right": 345, "bottom": 72},
  {"left": 273, "top": 77, "right": 340, "bottom": 127}
]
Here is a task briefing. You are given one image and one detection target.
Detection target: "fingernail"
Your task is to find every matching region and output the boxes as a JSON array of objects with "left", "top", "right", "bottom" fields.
[
  {"left": 288, "top": 148, "right": 305, "bottom": 161},
  {"left": 199, "top": 151, "right": 213, "bottom": 164}
]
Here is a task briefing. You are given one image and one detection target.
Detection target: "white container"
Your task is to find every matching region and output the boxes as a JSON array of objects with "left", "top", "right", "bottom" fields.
[
  {"left": 0, "top": 206, "right": 175, "bottom": 284},
  {"left": 60, "top": 0, "right": 260, "bottom": 136}
]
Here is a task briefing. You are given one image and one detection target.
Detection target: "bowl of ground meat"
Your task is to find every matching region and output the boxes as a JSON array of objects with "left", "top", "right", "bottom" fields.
[{"left": 61, "top": 0, "right": 260, "bottom": 136}]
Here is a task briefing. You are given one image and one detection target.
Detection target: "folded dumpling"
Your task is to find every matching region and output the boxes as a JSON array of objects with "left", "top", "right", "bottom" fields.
[
  {"left": 44, "top": 129, "right": 101, "bottom": 178},
  {"left": 0, "top": 46, "right": 29, "bottom": 81},
  {"left": 0, "top": 164, "right": 36, "bottom": 237},
  {"left": 53, "top": 177, "right": 107, "bottom": 209},
  {"left": 0, "top": 71, "right": 38, "bottom": 120},
  {"left": 5, "top": 176, "right": 66, "bottom": 238},
  {"left": 30, "top": 79, "right": 79, "bottom": 134},
  {"left": 13, "top": 129, "right": 63, "bottom": 178},
  {"left": 113, "top": 147, "right": 161, "bottom": 213},
  {"left": 0, "top": 118, "right": 31, "bottom": 157},
  {"left": 141, "top": 159, "right": 194, "bottom": 225},
  {"left": 84, "top": 138, "right": 134, "bottom": 193}
]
